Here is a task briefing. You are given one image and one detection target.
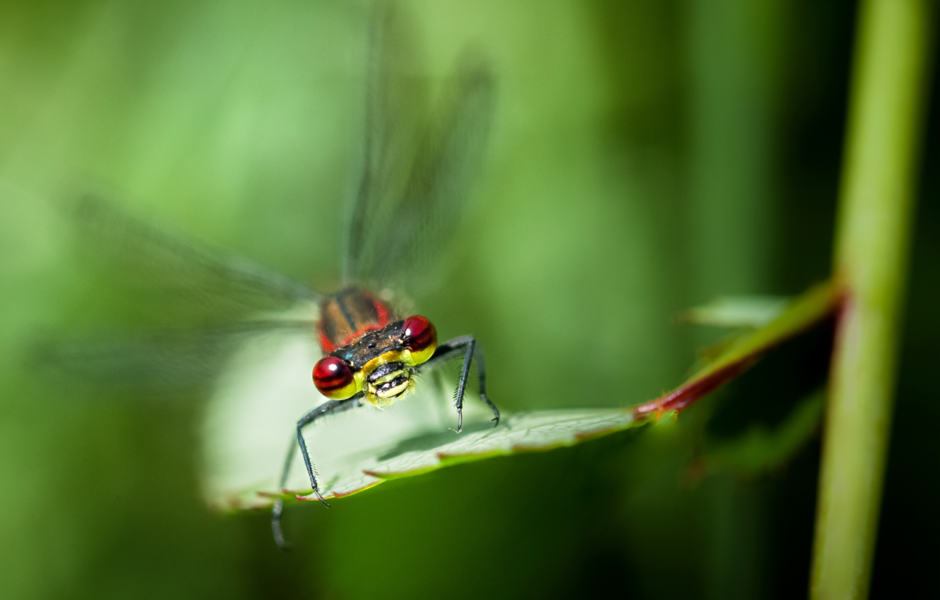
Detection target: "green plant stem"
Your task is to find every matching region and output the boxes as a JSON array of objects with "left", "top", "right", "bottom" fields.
[{"left": 811, "top": 1, "right": 933, "bottom": 598}]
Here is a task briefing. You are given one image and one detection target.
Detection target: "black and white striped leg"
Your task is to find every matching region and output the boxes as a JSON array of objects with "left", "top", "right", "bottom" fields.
[
  {"left": 421, "top": 335, "right": 499, "bottom": 433},
  {"left": 271, "top": 397, "right": 362, "bottom": 549}
]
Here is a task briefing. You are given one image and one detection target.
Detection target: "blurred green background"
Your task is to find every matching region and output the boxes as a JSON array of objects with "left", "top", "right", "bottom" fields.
[{"left": 0, "top": 0, "right": 936, "bottom": 598}]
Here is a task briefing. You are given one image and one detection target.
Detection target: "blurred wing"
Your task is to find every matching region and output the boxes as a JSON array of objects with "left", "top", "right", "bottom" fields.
[
  {"left": 71, "top": 195, "right": 320, "bottom": 325},
  {"left": 343, "top": 1, "right": 428, "bottom": 286},
  {"left": 343, "top": 3, "right": 495, "bottom": 293},
  {"left": 32, "top": 320, "right": 319, "bottom": 394},
  {"left": 47, "top": 196, "right": 323, "bottom": 394},
  {"left": 369, "top": 56, "right": 494, "bottom": 292}
]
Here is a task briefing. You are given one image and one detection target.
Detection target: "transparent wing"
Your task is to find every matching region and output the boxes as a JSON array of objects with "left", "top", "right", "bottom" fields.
[
  {"left": 71, "top": 195, "right": 320, "bottom": 325},
  {"left": 32, "top": 320, "right": 320, "bottom": 394},
  {"left": 343, "top": 1, "right": 428, "bottom": 287},
  {"left": 368, "top": 55, "right": 494, "bottom": 292},
  {"left": 44, "top": 195, "right": 323, "bottom": 393},
  {"left": 343, "top": 2, "right": 495, "bottom": 294}
]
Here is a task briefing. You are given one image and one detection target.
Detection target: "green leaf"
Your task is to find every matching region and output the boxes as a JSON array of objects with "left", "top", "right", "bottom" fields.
[
  {"left": 200, "top": 324, "right": 649, "bottom": 511},
  {"left": 201, "top": 280, "right": 839, "bottom": 512},
  {"left": 679, "top": 295, "right": 790, "bottom": 328}
]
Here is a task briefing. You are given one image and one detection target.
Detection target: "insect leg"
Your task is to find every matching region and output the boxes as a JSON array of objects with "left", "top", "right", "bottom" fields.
[
  {"left": 471, "top": 340, "right": 500, "bottom": 426},
  {"left": 271, "top": 396, "right": 362, "bottom": 549},
  {"left": 421, "top": 335, "right": 499, "bottom": 433}
]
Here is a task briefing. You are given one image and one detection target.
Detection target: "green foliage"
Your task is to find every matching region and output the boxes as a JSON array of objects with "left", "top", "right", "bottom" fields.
[
  {"left": 680, "top": 295, "right": 789, "bottom": 328},
  {"left": 812, "top": 1, "right": 934, "bottom": 597},
  {"left": 202, "top": 280, "right": 837, "bottom": 511},
  {"left": 704, "top": 390, "right": 825, "bottom": 476},
  {"left": 0, "top": 1, "right": 936, "bottom": 599}
]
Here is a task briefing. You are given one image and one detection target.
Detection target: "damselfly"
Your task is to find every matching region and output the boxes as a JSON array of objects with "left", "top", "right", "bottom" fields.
[
  {"left": 262, "top": 3, "right": 499, "bottom": 546},
  {"left": 46, "top": 1, "right": 497, "bottom": 548}
]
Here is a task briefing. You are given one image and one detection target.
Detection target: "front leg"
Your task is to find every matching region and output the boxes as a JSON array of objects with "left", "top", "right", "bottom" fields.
[
  {"left": 421, "top": 335, "right": 499, "bottom": 433},
  {"left": 271, "top": 396, "right": 362, "bottom": 548}
]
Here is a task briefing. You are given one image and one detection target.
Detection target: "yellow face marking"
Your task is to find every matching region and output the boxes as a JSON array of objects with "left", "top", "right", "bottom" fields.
[
  {"left": 373, "top": 369, "right": 406, "bottom": 385},
  {"left": 358, "top": 349, "right": 421, "bottom": 407},
  {"left": 409, "top": 340, "right": 436, "bottom": 366},
  {"left": 371, "top": 379, "right": 411, "bottom": 399},
  {"left": 321, "top": 378, "right": 359, "bottom": 400},
  {"left": 358, "top": 349, "right": 418, "bottom": 381}
]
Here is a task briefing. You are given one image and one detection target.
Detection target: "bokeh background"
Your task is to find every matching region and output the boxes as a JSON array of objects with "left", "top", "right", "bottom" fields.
[{"left": 0, "top": 0, "right": 937, "bottom": 598}]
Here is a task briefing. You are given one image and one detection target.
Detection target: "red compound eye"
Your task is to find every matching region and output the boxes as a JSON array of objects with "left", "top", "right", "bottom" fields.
[
  {"left": 402, "top": 315, "right": 437, "bottom": 365},
  {"left": 312, "top": 356, "right": 357, "bottom": 399}
]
